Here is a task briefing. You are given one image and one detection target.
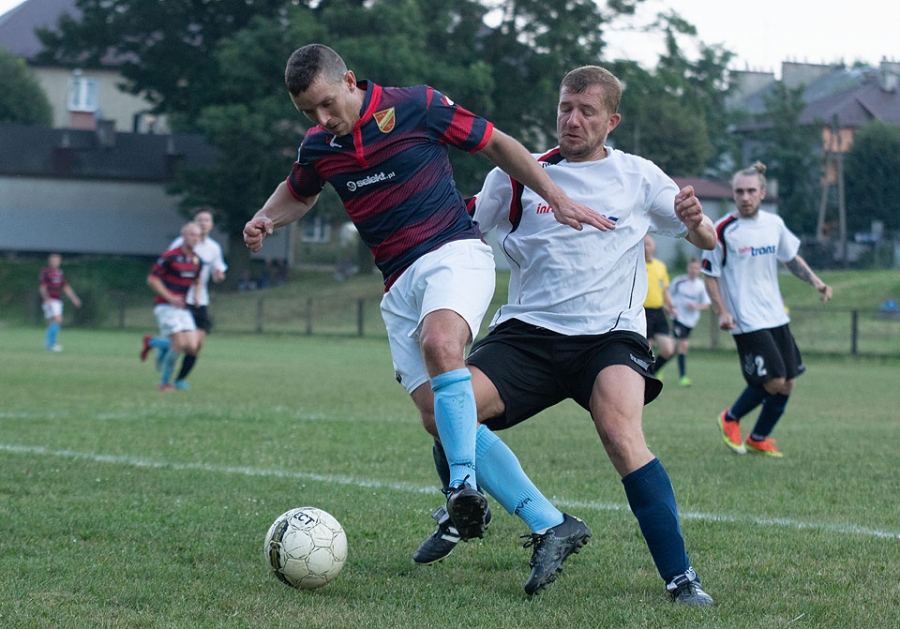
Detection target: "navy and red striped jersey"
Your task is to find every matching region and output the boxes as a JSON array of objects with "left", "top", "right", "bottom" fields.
[
  {"left": 287, "top": 80, "right": 492, "bottom": 289},
  {"left": 39, "top": 267, "right": 68, "bottom": 299},
  {"left": 149, "top": 248, "right": 202, "bottom": 306}
]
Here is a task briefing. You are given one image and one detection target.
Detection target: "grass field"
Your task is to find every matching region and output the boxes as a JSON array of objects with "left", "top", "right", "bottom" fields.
[{"left": 1, "top": 327, "right": 898, "bottom": 628}]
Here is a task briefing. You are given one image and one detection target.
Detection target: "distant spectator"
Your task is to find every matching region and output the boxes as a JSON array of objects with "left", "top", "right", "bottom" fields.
[{"left": 238, "top": 269, "right": 257, "bottom": 292}]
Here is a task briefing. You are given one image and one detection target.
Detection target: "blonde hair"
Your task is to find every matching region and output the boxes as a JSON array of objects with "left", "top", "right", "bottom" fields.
[{"left": 732, "top": 161, "right": 767, "bottom": 190}]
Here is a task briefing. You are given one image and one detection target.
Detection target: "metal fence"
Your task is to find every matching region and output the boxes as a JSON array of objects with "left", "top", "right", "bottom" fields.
[{"left": 93, "top": 294, "right": 900, "bottom": 358}]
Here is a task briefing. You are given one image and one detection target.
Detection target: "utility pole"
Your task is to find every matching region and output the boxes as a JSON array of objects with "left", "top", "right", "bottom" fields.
[{"left": 816, "top": 114, "right": 848, "bottom": 266}]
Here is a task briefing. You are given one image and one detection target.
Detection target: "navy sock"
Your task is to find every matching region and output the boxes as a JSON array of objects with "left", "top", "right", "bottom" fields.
[
  {"left": 432, "top": 440, "right": 451, "bottom": 493},
  {"left": 677, "top": 354, "right": 686, "bottom": 378},
  {"left": 622, "top": 458, "right": 690, "bottom": 582},
  {"left": 728, "top": 385, "right": 768, "bottom": 421},
  {"left": 751, "top": 393, "right": 789, "bottom": 440},
  {"left": 176, "top": 354, "right": 197, "bottom": 381}
]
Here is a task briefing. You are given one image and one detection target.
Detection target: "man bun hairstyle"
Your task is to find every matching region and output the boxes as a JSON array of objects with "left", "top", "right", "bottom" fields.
[{"left": 733, "top": 161, "right": 767, "bottom": 190}]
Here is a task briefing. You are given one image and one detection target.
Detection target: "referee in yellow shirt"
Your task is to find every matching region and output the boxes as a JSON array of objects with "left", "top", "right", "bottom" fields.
[{"left": 644, "top": 235, "right": 675, "bottom": 376}]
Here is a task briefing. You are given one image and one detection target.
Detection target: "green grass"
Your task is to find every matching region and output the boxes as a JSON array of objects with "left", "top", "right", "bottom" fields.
[{"left": 0, "top": 327, "right": 898, "bottom": 628}]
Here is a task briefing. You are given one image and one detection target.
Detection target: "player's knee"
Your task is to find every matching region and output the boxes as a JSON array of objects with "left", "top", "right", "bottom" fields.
[{"left": 763, "top": 377, "right": 786, "bottom": 395}]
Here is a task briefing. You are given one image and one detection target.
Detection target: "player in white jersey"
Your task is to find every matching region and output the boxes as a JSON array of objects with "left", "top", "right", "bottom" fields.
[
  {"left": 669, "top": 258, "right": 710, "bottom": 387},
  {"left": 414, "top": 66, "right": 717, "bottom": 606},
  {"left": 702, "top": 162, "right": 832, "bottom": 457},
  {"left": 141, "top": 208, "right": 228, "bottom": 389}
]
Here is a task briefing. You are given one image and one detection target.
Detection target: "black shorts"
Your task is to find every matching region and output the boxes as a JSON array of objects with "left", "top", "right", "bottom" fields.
[
  {"left": 733, "top": 324, "right": 805, "bottom": 387},
  {"left": 465, "top": 319, "right": 662, "bottom": 431},
  {"left": 188, "top": 305, "right": 213, "bottom": 334},
  {"left": 645, "top": 307, "right": 670, "bottom": 337},
  {"left": 672, "top": 320, "right": 693, "bottom": 340}
]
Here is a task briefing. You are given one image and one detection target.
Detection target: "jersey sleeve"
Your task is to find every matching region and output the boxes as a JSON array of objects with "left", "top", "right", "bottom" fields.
[
  {"left": 287, "top": 135, "right": 328, "bottom": 199},
  {"left": 212, "top": 242, "right": 228, "bottom": 273},
  {"left": 701, "top": 243, "right": 723, "bottom": 278},
  {"left": 469, "top": 166, "right": 514, "bottom": 233},
  {"left": 645, "top": 165, "right": 689, "bottom": 239},
  {"left": 426, "top": 87, "right": 493, "bottom": 154},
  {"left": 775, "top": 217, "right": 801, "bottom": 262},
  {"left": 150, "top": 255, "right": 169, "bottom": 279}
]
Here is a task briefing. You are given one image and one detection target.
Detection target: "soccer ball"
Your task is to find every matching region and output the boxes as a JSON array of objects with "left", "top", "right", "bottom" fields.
[{"left": 263, "top": 507, "right": 347, "bottom": 590}]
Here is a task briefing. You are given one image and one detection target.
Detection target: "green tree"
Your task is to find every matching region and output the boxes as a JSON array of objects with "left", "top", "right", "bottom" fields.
[
  {"left": 844, "top": 120, "right": 900, "bottom": 233},
  {"left": 36, "top": 0, "right": 287, "bottom": 126},
  {"left": 753, "top": 83, "right": 821, "bottom": 235},
  {"left": 609, "top": 60, "right": 712, "bottom": 175},
  {"left": 0, "top": 49, "right": 52, "bottom": 126}
]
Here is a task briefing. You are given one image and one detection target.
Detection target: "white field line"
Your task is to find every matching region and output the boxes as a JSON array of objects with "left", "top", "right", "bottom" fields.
[{"left": 2, "top": 443, "right": 899, "bottom": 541}]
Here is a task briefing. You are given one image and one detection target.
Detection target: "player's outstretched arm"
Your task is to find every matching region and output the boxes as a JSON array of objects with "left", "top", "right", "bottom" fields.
[
  {"left": 785, "top": 256, "right": 832, "bottom": 303},
  {"left": 245, "top": 182, "right": 318, "bottom": 253},
  {"left": 675, "top": 186, "right": 716, "bottom": 250},
  {"left": 479, "top": 129, "right": 616, "bottom": 232}
]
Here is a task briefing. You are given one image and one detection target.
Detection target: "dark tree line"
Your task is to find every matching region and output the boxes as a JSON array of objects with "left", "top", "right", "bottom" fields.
[{"left": 29, "top": 1, "right": 790, "bottom": 270}]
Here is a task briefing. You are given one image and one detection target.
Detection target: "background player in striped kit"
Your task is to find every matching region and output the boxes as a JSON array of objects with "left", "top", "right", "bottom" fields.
[
  {"left": 38, "top": 253, "right": 81, "bottom": 352},
  {"left": 146, "top": 223, "right": 203, "bottom": 391},
  {"left": 141, "top": 208, "right": 228, "bottom": 389}
]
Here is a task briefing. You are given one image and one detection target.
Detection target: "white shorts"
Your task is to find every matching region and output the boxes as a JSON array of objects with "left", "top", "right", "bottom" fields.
[
  {"left": 381, "top": 239, "right": 495, "bottom": 394},
  {"left": 153, "top": 304, "right": 197, "bottom": 337},
  {"left": 42, "top": 299, "right": 63, "bottom": 319}
]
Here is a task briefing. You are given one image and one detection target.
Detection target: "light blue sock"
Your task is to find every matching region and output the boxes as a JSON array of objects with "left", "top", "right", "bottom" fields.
[
  {"left": 150, "top": 336, "right": 170, "bottom": 351},
  {"left": 161, "top": 350, "right": 180, "bottom": 385},
  {"left": 475, "top": 425, "right": 564, "bottom": 533},
  {"left": 431, "top": 368, "right": 477, "bottom": 489},
  {"left": 46, "top": 322, "right": 61, "bottom": 348}
]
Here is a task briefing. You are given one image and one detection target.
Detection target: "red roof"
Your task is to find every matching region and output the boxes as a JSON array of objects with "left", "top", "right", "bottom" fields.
[{"left": 671, "top": 177, "right": 733, "bottom": 200}]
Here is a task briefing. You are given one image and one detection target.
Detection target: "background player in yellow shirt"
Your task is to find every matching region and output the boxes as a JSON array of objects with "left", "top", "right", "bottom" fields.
[{"left": 643, "top": 235, "right": 675, "bottom": 376}]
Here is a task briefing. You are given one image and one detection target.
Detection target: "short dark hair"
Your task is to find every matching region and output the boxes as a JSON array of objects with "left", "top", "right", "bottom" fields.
[
  {"left": 285, "top": 44, "right": 348, "bottom": 96},
  {"left": 560, "top": 66, "right": 622, "bottom": 114}
]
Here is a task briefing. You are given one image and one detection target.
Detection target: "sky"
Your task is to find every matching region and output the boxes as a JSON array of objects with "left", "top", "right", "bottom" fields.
[{"left": 1, "top": 0, "right": 897, "bottom": 77}]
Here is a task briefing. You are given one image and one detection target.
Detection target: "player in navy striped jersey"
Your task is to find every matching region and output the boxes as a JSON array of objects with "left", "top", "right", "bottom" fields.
[
  {"left": 417, "top": 66, "right": 717, "bottom": 605},
  {"left": 243, "top": 44, "right": 611, "bottom": 555},
  {"left": 39, "top": 253, "right": 81, "bottom": 352},
  {"left": 147, "top": 223, "right": 203, "bottom": 391},
  {"left": 703, "top": 162, "right": 832, "bottom": 457}
]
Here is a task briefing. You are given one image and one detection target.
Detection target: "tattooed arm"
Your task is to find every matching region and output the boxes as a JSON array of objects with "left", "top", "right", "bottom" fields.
[{"left": 784, "top": 256, "right": 833, "bottom": 302}]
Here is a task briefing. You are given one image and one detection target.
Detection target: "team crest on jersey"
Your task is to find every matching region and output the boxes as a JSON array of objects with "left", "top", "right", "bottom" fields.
[{"left": 373, "top": 108, "right": 396, "bottom": 133}]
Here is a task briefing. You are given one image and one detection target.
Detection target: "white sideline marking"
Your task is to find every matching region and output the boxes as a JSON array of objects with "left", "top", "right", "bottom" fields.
[{"left": 2, "top": 443, "right": 899, "bottom": 540}]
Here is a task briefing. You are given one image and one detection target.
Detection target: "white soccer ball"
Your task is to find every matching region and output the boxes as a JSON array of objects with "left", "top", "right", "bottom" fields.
[{"left": 263, "top": 507, "right": 348, "bottom": 590}]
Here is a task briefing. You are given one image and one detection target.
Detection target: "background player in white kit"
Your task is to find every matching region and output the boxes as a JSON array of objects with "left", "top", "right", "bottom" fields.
[
  {"left": 416, "top": 65, "right": 718, "bottom": 606},
  {"left": 141, "top": 208, "right": 227, "bottom": 389},
  {"left": 668, "top": 257, "right": 710, "bottom": 387},
  {"left": 702, "top": 162, "right": 832, "bottom": 457}
]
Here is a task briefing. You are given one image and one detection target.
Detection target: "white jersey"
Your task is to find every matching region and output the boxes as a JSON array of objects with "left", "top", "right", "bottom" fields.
[
  {"left": 473, "top": 146, "right": 688, "bottom": 336},
  {"left": 669, "top": 274, "right": 710, "bottom": 329},
  {"left": 169, "top": 236, "right": 228, "bottom": 306},
  {"left": 700, "top": 210, "right": 800, "bottom": 334}
]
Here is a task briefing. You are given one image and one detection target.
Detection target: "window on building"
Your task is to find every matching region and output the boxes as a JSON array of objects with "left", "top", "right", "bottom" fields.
[{"left": 67, "top": 71, "right": 98, "bottom": 113}]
